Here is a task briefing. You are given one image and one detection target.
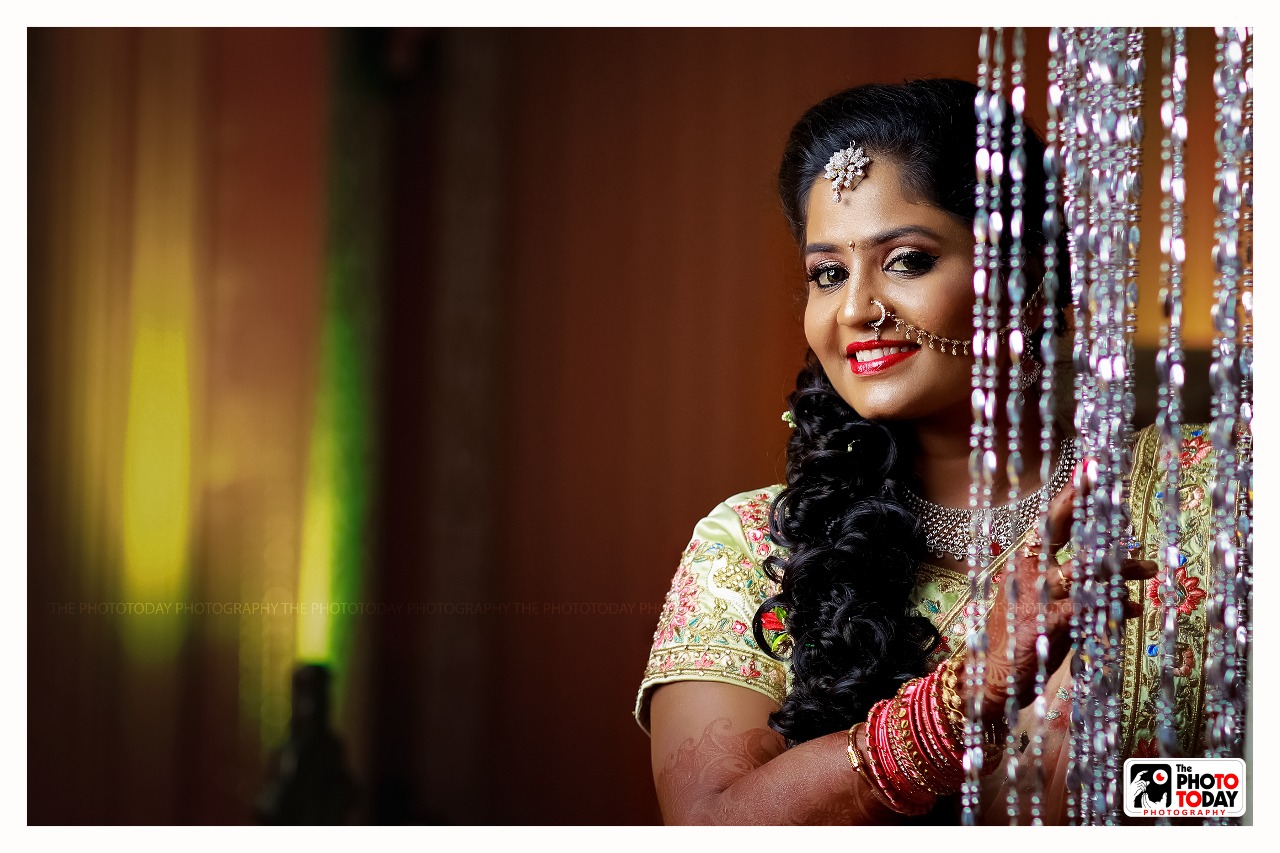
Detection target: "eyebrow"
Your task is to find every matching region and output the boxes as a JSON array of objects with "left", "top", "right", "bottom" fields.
[{"left": 804, "top": 225, "right": 945, "bottom": 256}]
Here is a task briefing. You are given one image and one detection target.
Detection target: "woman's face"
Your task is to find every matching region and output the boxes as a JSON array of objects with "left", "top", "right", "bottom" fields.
[{"left": 802, "top": 156, "right": 977, "bottom": 426}]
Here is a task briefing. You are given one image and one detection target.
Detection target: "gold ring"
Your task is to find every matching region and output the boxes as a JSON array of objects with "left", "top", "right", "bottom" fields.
[{"left": 1055, "top": 567, "right": 1075, "bottom": 598}]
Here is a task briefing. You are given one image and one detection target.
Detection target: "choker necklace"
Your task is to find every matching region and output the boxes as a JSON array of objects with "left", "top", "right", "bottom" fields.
[{"left": 902, "top": 438, "right": 1078, "bottom": 563}]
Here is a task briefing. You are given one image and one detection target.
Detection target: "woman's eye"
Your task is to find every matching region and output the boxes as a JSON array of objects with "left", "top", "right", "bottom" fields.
[
  {"left": 883, "top": 250, "right": 939, "bottom": 275},
  {"left": 808, "top": 264, "right": 848, "bottom": 290}
]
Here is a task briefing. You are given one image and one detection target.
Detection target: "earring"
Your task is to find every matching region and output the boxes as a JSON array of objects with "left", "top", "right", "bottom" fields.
[
  {"left": 870, "top": 299, "right": 887, "bottom": 342},
  {"left": 1017, "top": 358, "right": 1043, "bottom": 391}
]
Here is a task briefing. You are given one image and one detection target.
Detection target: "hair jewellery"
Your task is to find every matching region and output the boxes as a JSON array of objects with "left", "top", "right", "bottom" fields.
[{"left": 824, "top": 144, "right": 872, "bottom": 202}]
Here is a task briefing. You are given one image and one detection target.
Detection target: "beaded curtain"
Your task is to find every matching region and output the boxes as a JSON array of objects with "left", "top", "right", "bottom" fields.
[{"left": 962, "top": 27, "right": 1252, "bottom": 826}]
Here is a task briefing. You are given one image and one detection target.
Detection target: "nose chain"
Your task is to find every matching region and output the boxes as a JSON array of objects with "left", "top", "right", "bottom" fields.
[{"left": 870, "top": 284, "right": 1045, "bottom": 356}]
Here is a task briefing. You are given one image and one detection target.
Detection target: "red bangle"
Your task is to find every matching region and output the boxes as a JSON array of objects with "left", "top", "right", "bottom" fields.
[
  {"left": 867, "top": 693, "right": 935, "bottom": 814},
  {"left": 925, "top": 668, "right": 965, "bottom": 765},
  {"left": 864, "top": 699, "right": 927, "bottom": 815},
  {"left": 909, "top": 670, "right": 963, "bottom": 789},
  {"left": 893, "top": 682, "right": 951, "bottom": 797}
]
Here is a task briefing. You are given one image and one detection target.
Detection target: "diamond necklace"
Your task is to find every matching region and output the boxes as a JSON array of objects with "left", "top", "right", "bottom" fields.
[{"left": 902, "top": 438, "right": 1077, "bottom": 562}]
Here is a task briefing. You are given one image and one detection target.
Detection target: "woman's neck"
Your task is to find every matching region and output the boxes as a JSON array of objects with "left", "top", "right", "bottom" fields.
[{"left": 902, "top": 394, "right": 1072, "bottom": 511}]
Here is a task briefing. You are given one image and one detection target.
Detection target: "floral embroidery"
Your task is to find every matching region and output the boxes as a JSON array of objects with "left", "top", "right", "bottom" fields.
[
  {"left": 760, "top": 606, "right": 791, "bottom": 655},
  {"left": 1123, "top": 422, "right": 1222, "bottom": 758},
  {"left": 732, "top": 499, "right": 768, "bottom": 532},
  {"left": 731, "top": 495, "right": 776, "bottom": 559},
  {"left": 1041, "top": 685, "right": 1071, "bottom": 723},
  {"left": 1146, "top": 566, "right": 1206, "bottom": 616},
  {"left": 710, "top": 553, "right": 757, "bottom": 599},
  {"left": 740, "top": 661, "right": 762, "bottom": 679},
  {"left": 1180, "top": 430, "right": 1212, "bottom": 466},
  {"left": 731, "top": 620, "right": 748, "bottom": 636},
  {"left": 1172, "top": 645, "right": 1196, "bottom": 678},
  {"left": 1133, "top": 736, "right": 1159, "bottom": 758},
  {"left": 653, "top": 559, "right": 702, "bottom": 648}
]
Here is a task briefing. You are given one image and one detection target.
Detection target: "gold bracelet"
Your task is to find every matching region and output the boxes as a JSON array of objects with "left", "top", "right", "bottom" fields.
[
  {"left": 847, "top": 721, "right": 864, "bottom": 773},
  {"left": 939, "top": 656, "right": 967, "bottom": 740}
]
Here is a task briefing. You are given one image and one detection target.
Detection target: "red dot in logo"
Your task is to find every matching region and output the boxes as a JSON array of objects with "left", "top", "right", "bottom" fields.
[{"left": 1154, "top": 770, "right": 1168, "bottom": 784}]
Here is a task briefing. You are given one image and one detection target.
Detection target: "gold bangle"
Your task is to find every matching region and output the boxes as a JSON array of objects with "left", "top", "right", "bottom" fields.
[
  {"left": 939, "top": 656, "right": 1010, "bottom": 775},
  {"left": 939, "top": 656, "right": 967, "bottom": 739},
  {"left": 847, "top": 721, "right": 864, "bottom": 773}
]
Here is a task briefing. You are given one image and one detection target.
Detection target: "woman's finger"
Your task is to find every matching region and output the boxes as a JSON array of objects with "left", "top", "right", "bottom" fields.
[
  {"left": 1044, "top": 469, "right": 1079, "bottom": 552},
  {"left": 1121, "top": 559, "right": 1159, "bottom": 580},
  {"left": 1035, "top": 560, "right": 1073, "bottom": 600}
]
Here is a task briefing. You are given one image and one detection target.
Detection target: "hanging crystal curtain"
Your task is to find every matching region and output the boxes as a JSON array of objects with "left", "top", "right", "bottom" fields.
[
  {"left": 967, "top": 26, "right": 1253, "bottom": 826},
  {"left": 1203, "top": 24, "right": 1252, "bottom": 791}
]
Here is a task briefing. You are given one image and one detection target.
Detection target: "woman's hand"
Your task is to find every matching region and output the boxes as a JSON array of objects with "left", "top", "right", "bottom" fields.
[{"left": 976, "top": 465, "right": 1159, "bottom": 723}]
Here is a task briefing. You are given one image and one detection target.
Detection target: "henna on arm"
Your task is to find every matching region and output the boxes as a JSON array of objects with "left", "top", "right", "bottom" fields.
[{"left": 655, "top": 717, "right": 902, "bottom": 825}]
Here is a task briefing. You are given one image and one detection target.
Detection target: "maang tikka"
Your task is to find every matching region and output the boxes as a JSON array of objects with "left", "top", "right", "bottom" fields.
[{"left": 824, "top": 144, "right": 872, "bottom": 202}]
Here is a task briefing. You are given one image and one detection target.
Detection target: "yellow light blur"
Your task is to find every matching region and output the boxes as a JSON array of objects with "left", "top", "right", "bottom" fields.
[
  {"left": 295, "top": 420, "right": 336, "bottom": 663},
  {"left": 121, "top": 327, "right": 192, "bottom": 659},
  {"left": 118, "top": 29, "right": 202, "bottom": 662}
]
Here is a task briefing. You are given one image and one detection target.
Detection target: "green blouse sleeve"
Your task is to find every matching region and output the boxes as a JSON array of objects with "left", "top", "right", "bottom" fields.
[{"left": 633, "top": 485, "right": 788, "bottom": 735}]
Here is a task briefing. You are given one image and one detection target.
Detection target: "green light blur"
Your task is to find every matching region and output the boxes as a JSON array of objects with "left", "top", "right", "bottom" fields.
[{"left": 291, "top": 30, "right": 386, "bottom": 742}]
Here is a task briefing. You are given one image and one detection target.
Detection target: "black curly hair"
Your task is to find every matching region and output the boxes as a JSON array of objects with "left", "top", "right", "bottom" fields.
[{"left": 752, "top": 79, "right": 1070, "bottom": 746}]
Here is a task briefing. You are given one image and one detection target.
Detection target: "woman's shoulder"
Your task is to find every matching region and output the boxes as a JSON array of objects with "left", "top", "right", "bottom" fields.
[
  {"left": 688, "top": 484, "right": 786, "bottom": 566},
  {"left": 670, "top": 484, "right": 786, "bottom": 605}
]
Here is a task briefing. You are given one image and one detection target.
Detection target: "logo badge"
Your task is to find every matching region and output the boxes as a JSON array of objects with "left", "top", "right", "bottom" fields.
[{"left": 1123, "top": 757, "right": 1246, "bottom": 818}]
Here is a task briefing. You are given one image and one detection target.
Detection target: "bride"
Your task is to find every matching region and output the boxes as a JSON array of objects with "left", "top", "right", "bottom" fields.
[{"left": 634, "top": 78, "right": 1217, "bottom": 825}]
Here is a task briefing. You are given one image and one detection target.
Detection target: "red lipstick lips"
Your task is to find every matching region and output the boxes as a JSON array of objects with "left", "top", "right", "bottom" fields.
[{"left": 845, "top": 340, "right": 920, "bottom": 375}]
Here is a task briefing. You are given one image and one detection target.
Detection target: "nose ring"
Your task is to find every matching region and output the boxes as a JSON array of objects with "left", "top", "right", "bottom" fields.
[{"left": 869, "top": 299, "right": 887, "bottom": 341}]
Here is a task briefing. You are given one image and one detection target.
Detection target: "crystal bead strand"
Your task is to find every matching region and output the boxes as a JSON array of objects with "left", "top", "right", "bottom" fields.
[
  {"left": 1104, "top": 30, "right": 1145, "bottom": 822},
  {"left": 999, "top": 25, "right": 1028, "bottom": 824},
  {"left": 1087, "top": 28, "right": 1144, "bottom": 824},
  {"left": 1058, "top": 27, "right": 1143, "bottom": 824},
  {"left": 1052, "top": 26, "right": 1090, "bottom": 824},
  {"left": 1154, "top": 22, "right": 1188, "bottom": 723},
  {"left": 1058, "top": 26, "right": 1109, "bottom": 824},
  {"left": 1204, "top": 32, "right": 1250, "bottom": 818},
  {"left": 1234, "top": 29, "right": 1253, "bottom": 776},
  {"left": 1153, "top": 29, "right": 1189, "bottom": 809},
  {"left": 962, "top": 26, "right": 1000, "bottom": 825},
  {"left": 1030, "top": 28, "right": 1068, "bottom": 825},
  {"left": 1077, "top": 28, "right": 1113, "bottom": 824}
]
